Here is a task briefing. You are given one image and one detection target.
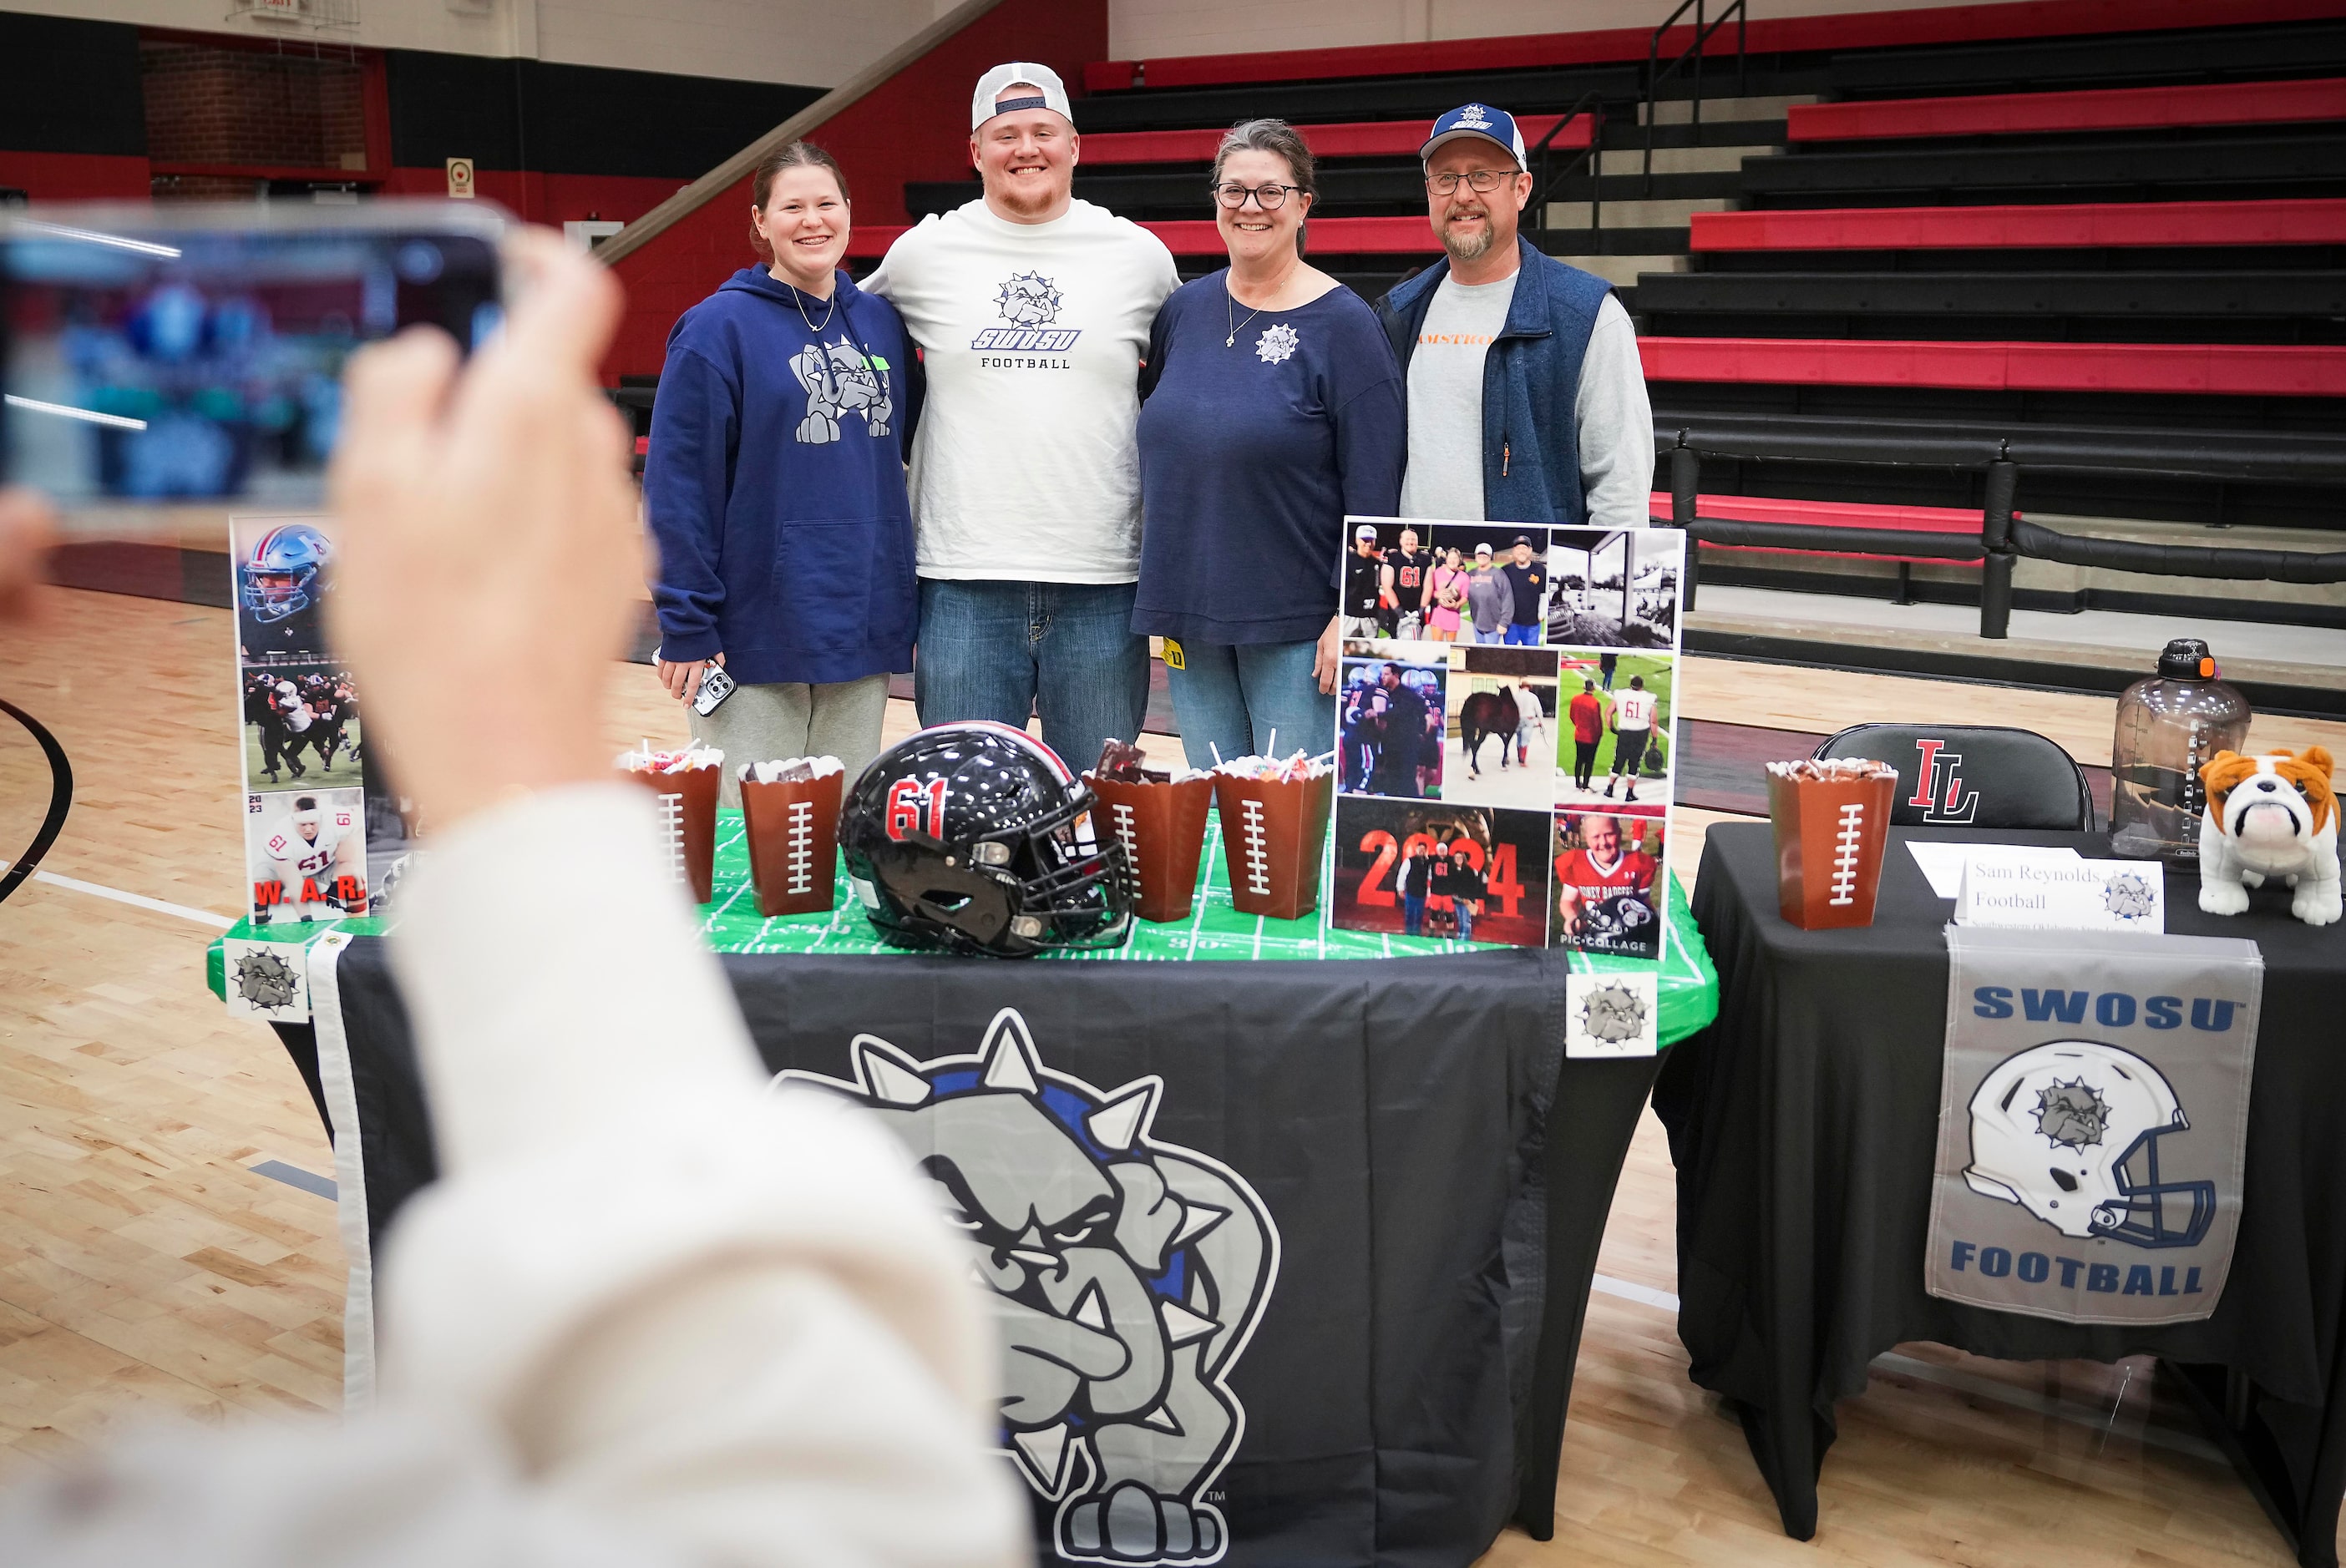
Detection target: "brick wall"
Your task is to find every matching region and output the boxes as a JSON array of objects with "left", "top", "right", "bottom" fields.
[{"left": 140, "top": 40, "right": 368, "bottom": 172}]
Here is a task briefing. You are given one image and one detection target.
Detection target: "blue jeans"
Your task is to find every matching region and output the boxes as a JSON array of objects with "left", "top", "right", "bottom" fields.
[
  {"left": 1455, "top": 900, "right": 1476, "bottom": 941},
  {"left": 1402, "top": 893, "right": 1426, "bottom": 936},
  {"left": 1163, "top": 637, "right": 1335, "bottom": 771},
  {"left": 1502, "top": 621, "right": 1540, "bottom": 645},
  {"left": 915, "top": 579, "right": 1149, "bottom": 774}
]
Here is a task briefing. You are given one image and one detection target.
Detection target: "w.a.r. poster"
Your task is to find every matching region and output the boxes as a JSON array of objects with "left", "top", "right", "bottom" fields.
[{"left": 1328, "top": 518, "right": 1685, "bottom": 959}]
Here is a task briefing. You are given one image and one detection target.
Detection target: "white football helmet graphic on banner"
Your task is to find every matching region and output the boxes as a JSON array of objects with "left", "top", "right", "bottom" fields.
[{"left": 1963, "top": 1039, "right": 2215, "bottom": 1248}]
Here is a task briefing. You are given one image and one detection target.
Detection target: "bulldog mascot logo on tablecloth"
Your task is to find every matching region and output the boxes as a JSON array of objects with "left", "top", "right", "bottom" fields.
[{"left": 782, "top": 1008, "right": 1279, "bottom": 1565}]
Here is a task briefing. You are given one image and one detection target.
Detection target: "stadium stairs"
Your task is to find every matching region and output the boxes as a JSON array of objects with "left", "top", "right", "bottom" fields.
[{"left": 595, "top": 0, "right": 2346, "bottom": 713}]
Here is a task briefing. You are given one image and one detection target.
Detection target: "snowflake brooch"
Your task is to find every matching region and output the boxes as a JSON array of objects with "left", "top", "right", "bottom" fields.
[
  {"left": 231, "top": 948, "right": 302, "bottom": 1014},
  {"left": 1255, "top": 322, "right": 1299, "bottom": 365},
  {"left": 2101, "top": 873, "right": 2156, "bottom": 922}
]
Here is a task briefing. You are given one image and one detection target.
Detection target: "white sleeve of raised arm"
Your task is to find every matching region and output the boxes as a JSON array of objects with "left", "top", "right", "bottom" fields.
[
  {"left": 1573, "top": 295, "right": 1656, "bottom": 529},
  {"left": 381, "top": 782, "right": 1026, "bottom": 1568}
]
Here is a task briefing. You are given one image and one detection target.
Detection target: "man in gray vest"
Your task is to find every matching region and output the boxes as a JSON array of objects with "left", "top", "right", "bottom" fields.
[{"left": 1376, "top": 104, "right": 1654, "bottom": 527}]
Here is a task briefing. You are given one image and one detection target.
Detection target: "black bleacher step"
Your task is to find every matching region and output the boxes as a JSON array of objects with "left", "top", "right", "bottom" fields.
[
  {"left": 1598, "top": 117, "right": 1788, "bottom": 151},
  {"left": 1072, "top": 67, "right": 1643, "bottom": 134},
  {"left": 1742, "top": 131, "right": 2346, "bottom": 203},
  {"left": 1636, "top": 269, "right": 2346, "bottom": 320},
  {"left": 1641, "top": 312, "right": 2346, "bottom": 346},
  {"left": 907, "top": 167, "right": 1733, "bottom": 222},
  {"left": 1530, "top": 227, "right": 1692, "bottom": 257},
  {"left": 1827, "top": 20, "right": 2346, "bottom": 99}
]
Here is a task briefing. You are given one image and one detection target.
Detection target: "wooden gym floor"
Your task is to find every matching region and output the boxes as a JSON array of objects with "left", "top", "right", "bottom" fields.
[{"left": 3, "top": 586, "right": 2343, "bottom": 1565}]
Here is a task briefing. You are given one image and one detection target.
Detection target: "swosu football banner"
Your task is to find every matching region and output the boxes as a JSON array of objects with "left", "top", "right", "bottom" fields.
[{"left": 1927, "top": 926, "right": 2262, "bottom": 1325}]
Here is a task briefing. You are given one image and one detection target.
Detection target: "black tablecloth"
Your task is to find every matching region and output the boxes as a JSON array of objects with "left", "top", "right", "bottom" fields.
[
  {"left": 1654, "top": 824, "right": 2346, "bottom": 1565},
  {"left": 295, "top": 938, "right": 1663, "bottom": 1568}
]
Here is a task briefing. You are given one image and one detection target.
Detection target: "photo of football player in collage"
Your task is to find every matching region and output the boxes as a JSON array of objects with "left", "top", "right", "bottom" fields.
[
  {"left": 1330, "top": 517, "right": 1684, "bottom": 959},
  {"left": 233, "top": 517, "right": 411, "bottom": 926}
]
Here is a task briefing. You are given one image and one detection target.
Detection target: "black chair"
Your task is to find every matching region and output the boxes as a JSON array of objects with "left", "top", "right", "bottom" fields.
[{"left": 1812, "top": 722, "right": 2095, "bottom": 832}]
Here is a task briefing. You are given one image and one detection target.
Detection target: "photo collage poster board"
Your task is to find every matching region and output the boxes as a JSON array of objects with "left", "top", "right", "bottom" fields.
[
  {"left": 231, "top": 515, "right": 412, "bottom": 931},
  {"left": 1329, "top": 516, "right": 1684, "bottom": 961}
]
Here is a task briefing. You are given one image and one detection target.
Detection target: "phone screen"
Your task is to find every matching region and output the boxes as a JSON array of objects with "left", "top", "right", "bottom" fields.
[{"left": 2, "top": 213, "right": 501, "bottom": 509}]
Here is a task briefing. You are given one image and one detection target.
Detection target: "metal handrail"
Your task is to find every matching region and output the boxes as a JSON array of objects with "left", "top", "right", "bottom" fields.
[
  {"left": 1528, "top": 92, "right": 1607, "bottom": 237},
  {"left": 1643, "top": 0, "right": 1748, "bottom": 191}
]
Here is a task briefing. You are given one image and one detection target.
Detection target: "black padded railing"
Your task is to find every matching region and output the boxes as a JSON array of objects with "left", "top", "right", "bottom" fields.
[
  {"left": 1529, "top": 91, "right": 1607, "bottom": 232},
  {"left": 1658, "top": 432, "right": 2346, "bottom": 638},
  {"left": 1642, "top": 0, "right": 1746, "bottom": 190}
]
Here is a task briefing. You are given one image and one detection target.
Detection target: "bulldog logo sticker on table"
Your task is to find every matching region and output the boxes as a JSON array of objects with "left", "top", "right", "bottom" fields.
[
  {"left": 1928, "top": 926, "right": 2263, "bottom": 1325},
  {"left": 782, "top": 1008, "right": 1279, "bottom": 1565}
]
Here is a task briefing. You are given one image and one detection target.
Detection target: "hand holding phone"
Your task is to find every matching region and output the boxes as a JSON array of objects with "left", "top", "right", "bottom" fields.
[{"left": 2, "top": 203, "right": 506, "bottom": 529}]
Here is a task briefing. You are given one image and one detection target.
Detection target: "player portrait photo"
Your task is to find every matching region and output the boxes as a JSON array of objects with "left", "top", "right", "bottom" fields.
[
  {"left": 1331, "top": 797, "right": 1553, "bottom": 946},
  {"left": 245, "top": 785, "right": 367, "bottom": 925},
  {"left": 1336, "top": 649, "right": 1446, "bottom": 799},
  {"left": 234, "top": 517, "right": 334, "bottom": 665},
  {"left": 242, "top": 662, "right": 362, "bottom": 787},
  {"left": 1555, "top": 650, "right": 1674, "bottom": 808},
  {"left": 1441, "top": 645, "right": 1556, "bottom": 810},
  {"left": 1544, "top": 527, "right": 1680, "bottom": 649},
  {"left": 1553, "top": 806, "right": 1666, "bottom": 960}
]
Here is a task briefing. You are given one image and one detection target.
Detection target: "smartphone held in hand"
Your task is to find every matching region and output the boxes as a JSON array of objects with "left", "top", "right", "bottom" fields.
[
  {"left": 692, "top": 664, "right": 737, "bottom": 716},
  {"left": 0, "top": 202, "right": 506, "bottom": 529}
]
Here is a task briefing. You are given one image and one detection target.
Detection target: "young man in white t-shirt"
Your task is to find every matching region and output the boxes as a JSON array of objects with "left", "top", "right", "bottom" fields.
[
  {"left": 1606, "top": 673, "right": 1662, "bottom": 802},
  {"left": 1374, "top": 104, "right": 1653, "bottom": 528},
  {"left": 864, "top": 63, "right": 1178, "bottom": 773}
]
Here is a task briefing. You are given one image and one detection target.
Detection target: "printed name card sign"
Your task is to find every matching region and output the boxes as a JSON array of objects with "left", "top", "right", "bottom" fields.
[{"left": 1956, "top": 853, "right": 2167, "bottom": 933}]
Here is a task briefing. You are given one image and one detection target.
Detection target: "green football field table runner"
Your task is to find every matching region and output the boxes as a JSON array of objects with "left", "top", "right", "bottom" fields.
[{"left": 210, "top": 806, "right": 1719, "bottom": 1046}]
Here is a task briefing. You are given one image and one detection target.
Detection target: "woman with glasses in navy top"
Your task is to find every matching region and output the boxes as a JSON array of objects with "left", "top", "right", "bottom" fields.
[{"left": 1133, "top": 119, "right": 1406, "bottom": 769}]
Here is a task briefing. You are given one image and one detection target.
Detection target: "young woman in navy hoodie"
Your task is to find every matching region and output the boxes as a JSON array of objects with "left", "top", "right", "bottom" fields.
[{"left": 646, "top": 142, "right": 921, "bottom": 802}]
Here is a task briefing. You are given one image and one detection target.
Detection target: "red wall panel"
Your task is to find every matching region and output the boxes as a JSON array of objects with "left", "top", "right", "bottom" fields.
[
  {"left": 0, "top": 150, "right": 150, "bottom": 200},
  {"left": 603, "top": 0, "right": 1109, "bottom": 382},
  {"left": 1085, "top": 0, "right": 2346, "bottom": 94}
]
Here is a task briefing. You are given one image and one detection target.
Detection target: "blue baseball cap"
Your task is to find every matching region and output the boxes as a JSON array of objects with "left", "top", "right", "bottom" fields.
[{"left": 1421, "top": 103, "right": 1528, "bottom": 169}]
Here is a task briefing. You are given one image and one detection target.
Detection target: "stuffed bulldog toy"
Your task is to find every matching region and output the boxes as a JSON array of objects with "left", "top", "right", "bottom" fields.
[{"left": 2197, "top": 747, "right": 2339, "bottom": 926}]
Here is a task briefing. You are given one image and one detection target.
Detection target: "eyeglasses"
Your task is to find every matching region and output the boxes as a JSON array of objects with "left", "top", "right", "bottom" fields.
[
  {"left": 1425, "top": 169, "right": 1517, "bottom": 196},
  {"left": 1214, "top": 182, "right": 1300, "bottom": 210}
]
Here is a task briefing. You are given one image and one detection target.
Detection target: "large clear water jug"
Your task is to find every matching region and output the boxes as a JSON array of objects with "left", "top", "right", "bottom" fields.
[{"left": 2108, "top": 638, "right": 2251, "bottom": 863}]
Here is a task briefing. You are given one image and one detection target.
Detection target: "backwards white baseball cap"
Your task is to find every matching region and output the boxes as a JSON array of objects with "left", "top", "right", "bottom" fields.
[{"left": 972, "top": 63, "right": 1073, "bottom": 131}]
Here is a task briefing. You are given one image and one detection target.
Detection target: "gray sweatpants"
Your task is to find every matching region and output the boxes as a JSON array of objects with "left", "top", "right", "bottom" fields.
[{"left": 687, "top": 673, "right": 892, "bottom": 807}]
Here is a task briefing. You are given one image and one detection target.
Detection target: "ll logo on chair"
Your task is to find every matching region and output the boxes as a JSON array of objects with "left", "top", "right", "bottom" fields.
[{"left": 1910, "top": 737, "right": 1981, "bottom": 824}]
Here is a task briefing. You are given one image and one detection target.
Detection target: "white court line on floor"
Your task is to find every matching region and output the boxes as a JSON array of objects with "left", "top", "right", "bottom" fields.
[{"left": 0, "top": 860, "right": 234, "bottom": 928}]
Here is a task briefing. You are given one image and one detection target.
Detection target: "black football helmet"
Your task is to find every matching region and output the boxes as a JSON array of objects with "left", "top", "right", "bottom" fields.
[{"left": 839, "top": 721, "right": 1133, "bottom": 958}]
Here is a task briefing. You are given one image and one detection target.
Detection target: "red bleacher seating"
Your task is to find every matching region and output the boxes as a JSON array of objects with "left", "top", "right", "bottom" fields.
[
  {"left": 1788, "top": 75, "right": 2346, "bottom": 141},
  {"left": 1640, "top": 337, "right": 2346, "bottom": 396},
  {"left": 1082, "top": 114, "right": 1590, "bottom": 165},
  {"left": 848, "top": 215, "right": 1436, "bottom": 259},
  {"left": 1689, "top": 197, "right": 2346, "bottom": 251},
  {"left": 1648, "top": 491, "right": 1991, "bottom": 566},
  {"left": 1083, "top": 0, "right": 2343, "bottom": 94}
]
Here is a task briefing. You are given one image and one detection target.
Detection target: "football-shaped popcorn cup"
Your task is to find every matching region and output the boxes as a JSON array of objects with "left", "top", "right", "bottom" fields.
[
  {"left": 1766, "top": 759, "right": 1896, "bottom": 929},
  {"left": 1213, "top": 766, "right": 1335, "bottom": 921},
  {"left": 619, "top": 745, "right": 723, "bottom": 904},
  {"left": 740, "top": 758, "right": 845, "bottom": 918},
  {"left": 1086, "top": 770, "right": 1214, "bottom": 923}
]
